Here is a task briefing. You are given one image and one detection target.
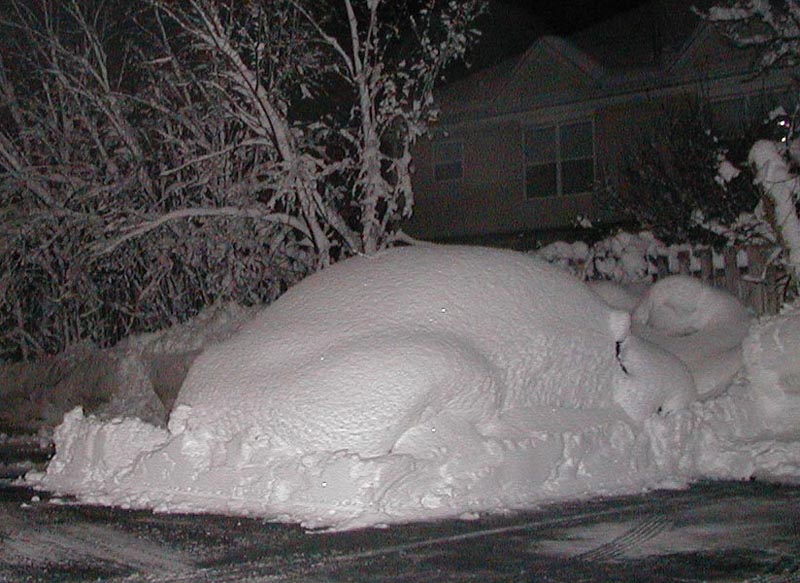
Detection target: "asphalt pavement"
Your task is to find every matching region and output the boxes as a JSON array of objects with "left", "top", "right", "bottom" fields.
[{"left": 1, "top": 438, "right": 799, "bottom": 583}]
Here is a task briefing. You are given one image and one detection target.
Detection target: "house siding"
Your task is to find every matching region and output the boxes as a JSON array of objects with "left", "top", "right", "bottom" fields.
[
  {"left": 408, "top": 122, "right": 522, "bottom": 237},
  {"left": 407, "top": 119, "right": 597, "bottom": 238}
]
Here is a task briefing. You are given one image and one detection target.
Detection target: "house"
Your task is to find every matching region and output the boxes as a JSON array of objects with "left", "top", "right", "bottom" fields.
[{"left": 404, "top": 0, "right": 799, "bottom": 247}]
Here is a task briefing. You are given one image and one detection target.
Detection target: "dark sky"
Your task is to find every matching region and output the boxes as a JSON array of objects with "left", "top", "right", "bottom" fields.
[{"left": 519, "top": 0, "right": 653, "bottom": 34}]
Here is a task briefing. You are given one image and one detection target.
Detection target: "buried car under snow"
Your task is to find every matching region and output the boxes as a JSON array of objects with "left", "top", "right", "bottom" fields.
[{"left": 32, "top": 245, "right": 701, "bottom": 528}]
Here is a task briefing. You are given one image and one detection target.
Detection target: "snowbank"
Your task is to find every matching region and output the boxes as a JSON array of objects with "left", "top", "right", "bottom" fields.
[
  {"left": 743, "top": 305, "right": 800, "bottom": 434},
  {"left": 537, "top": 231, "right": 668, "bottom": 283},
  {"left": 25, "top": 245, "right": 800, "bottom": 529},
  {"left": 0, "top": 303, "right": 256, "bottom": 433}
]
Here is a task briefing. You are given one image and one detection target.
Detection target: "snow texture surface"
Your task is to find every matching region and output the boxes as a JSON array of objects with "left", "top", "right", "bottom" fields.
[
  {"left": 632, "top": 275, "right": 752, "bottom": 399},
  {"left": 26, "top": 245, "right": 800, "bottom": 529}
]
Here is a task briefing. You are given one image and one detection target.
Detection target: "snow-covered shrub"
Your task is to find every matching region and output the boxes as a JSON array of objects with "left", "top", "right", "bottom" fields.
[
  {"left": 538, "top": 230, "right": 670, "bottom": 283},
  {"left": 0, "top": 0, "right": 483, "bottom": 361},
  {"left": 704, "top": 1, "right": 800, "bottom": 290}
]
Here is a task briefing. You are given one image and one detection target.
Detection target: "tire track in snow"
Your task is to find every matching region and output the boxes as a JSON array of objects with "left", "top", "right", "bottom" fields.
[
  {"left": 574, "top": 514, "right": 673, "bottom": 562},
  {"left": 736, "top": 559, "right": 800, "bottom": 583},
  {"left": 4, "top": 483, "right": 795, "bottom": 583},
  {"left": 742, "top": 576, "right": 800, "bottom": 583},
  {"left": 96, "top": 500, "right": 690, "bottom": 583}
]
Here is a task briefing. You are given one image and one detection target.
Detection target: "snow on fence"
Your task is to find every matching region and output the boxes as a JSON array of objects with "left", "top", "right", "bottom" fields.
[{"left": 538, "top": 235, "right": 791, "bottom": 316}]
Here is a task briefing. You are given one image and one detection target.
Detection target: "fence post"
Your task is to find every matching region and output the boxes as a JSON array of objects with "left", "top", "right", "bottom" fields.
[
  {"left": 745, "top": 246, "right": 768, "bottom": 314},
  {"left": 765, "top": 261, "right": 781, "bottom": 315},
  {"left": 697, "top": 248, "right": 713, "bottom": 285},
  {"left": 677, "top": 250, "right": 691, "bottom": 275},
  {"left": 723, "top": 247, "right": 740, "bottom": 298},
  {"left": 655, "top": 255, "right": 669, "bottom": 280}
]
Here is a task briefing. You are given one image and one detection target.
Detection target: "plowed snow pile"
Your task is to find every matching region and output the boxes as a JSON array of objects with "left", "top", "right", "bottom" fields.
[{"left": 26, "top": 245, "right": 800, "bottom": 529}]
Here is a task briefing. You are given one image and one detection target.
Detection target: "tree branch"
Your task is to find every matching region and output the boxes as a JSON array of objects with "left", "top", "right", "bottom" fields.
[{"left": 93, "top": 206, "right": 312, "bottom": 256}]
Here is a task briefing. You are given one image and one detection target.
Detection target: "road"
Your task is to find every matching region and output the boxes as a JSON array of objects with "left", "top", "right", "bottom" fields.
[{"left": 1, "top": 439, "right": 799, "bottom": 582}]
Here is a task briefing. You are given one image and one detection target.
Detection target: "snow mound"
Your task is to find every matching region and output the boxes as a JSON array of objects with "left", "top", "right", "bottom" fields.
[
  {"left": 175, "top": 245, "right": 662, "bottom": 429},
  {"left": 743, "top": 305, "right": 800, "bottom": 434},
  {"left": 633, "top": 275, "right": 751, "bottom": 338},
  {"left": 633, "top": 275, "right": 752, "bottom": 399},
  {"left": 25, "top": 246, "right": 799, "bottom": 529},
  {"left": 589, "top": 280, "right": 646, "bottom": 312},
  {"left": 614, "top": 335, "right": 696, "bottom": 422}
]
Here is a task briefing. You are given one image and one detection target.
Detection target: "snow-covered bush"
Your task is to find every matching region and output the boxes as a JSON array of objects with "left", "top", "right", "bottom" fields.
[
  {"left": 538, "top": 230, "right": 677, "bottom": 283},
  {"left": 0, "top": 0, "right": 483, "bottom": 361}
]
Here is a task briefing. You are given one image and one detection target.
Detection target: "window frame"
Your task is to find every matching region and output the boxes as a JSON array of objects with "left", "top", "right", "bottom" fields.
[{"left": 523, "top": 119, "right": 595, "bottom": 199}]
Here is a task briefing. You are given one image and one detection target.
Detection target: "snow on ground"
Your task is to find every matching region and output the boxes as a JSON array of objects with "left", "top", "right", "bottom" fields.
[
  {"left": 743, "top": 304, "right": 800, "bottom": 435},
  {"left": 0, "top": 303, "right": 257, "bottom": 433},
  {"left": 22, "top": 244, "right": 800, "bottom": 530}
]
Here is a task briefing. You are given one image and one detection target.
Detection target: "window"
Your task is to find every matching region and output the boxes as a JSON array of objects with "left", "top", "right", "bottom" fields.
[
  {"left": 433, "top": 140, "right": 464, "bottom": 182},
  {"left": 524, "top": 121, "right": 594, "bottom": 198}
]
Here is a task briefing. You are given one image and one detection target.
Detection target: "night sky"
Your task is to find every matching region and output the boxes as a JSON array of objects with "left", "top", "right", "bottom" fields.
[{"left": 520, "top": 0, "right": 653, "bottom": 34}]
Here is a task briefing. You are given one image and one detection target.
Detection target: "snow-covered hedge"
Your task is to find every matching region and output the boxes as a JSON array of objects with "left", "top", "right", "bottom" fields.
[
  {"left": 536, "top": 231, "right": 723, "bottom": 283},
  {"left": 537, "top": 231, "right": 666, "bottom": 283}
]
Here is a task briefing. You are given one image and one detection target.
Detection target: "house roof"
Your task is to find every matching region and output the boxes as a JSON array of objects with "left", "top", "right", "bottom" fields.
[
  {"left": 437, "top": 55, "right": 522, "bottom": 111},
  {"left": 436, "top": 35, "right": 607, "bottom": 115},
  {"left": 569, "top": 0, "right": 712, "bottom": 70},
  {"left": 435, "top": 0, "right": 732, "bottom": 120}
]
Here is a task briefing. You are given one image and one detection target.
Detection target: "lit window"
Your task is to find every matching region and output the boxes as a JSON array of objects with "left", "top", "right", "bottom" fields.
[
  {"left": 525, "top": 121, "right": 594, "bottom": 198},
  {"left": 433, "top": 141, "right": 463, "bottom": 182}
]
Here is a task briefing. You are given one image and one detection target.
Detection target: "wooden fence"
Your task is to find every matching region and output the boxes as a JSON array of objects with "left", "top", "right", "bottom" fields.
[{"left": 651, "top": 245, "right": 790, "bottom": 316}]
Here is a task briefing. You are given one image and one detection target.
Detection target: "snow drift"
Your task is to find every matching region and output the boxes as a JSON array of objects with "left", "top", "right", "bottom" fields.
[
  {"left": 26, "top": 245, "right": 800, "bottom": 529},
  {"left": 0, "top": 302, "right": 258, "bottom": 434}
]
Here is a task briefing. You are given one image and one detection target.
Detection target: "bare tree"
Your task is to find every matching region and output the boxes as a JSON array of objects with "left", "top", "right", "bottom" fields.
[
  {"left": 0, "top": 0, "right": 483, "bottom": 360},
  {"left": 288, "top": 0, "right": 483, "bottom": 253}
]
